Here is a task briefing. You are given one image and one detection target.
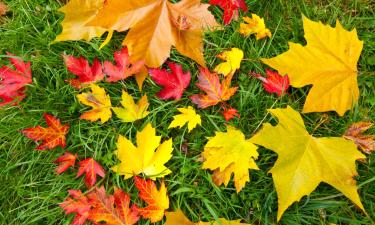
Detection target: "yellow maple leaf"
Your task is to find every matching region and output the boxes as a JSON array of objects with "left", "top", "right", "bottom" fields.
[
  {"left": 112, "top": 123, "right": 173, "bottom": 179},
  {"left": 262, "top": 16, "right": 363, "bottom": 116},
  {"left": 202, "top": 126, "right": 259, "bottom": 192},
  {"left": 214, "top": 48, "right": 244, "bottom": 77},
  {"left": 250, "top": 106, "right": 366, "bottom": 221},
  {"left": 168, "top": 106, "right": 201, "bottom": 132},
  {"left": 77, "top": 84, "right": 112, "bottom": 123},
  {"left": 165, "top": 210, "right": 250, "bottom": 225},
  {"left": 239, "top": 14, "right": 271, "bottom": 40},
  {"left": 112, "top": 91, "right": 149, "bottom": 123}
]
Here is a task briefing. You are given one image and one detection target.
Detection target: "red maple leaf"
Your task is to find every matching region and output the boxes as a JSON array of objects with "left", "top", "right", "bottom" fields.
[
  {"left": 222, "top": 107, "right": 240, "bottom": 121},
  {"left": 87, "top": 186, "right": 140, "bottom": 225},
  {"left": 209, "top": 0, "right": 248, "bottom": 25},
  {"left": 60, "top": 189, "right": 91, "bottom": 225},
  {"left": 76, "top": 158, "right": 105, "bottom": 187},
  {"left": 251, "top": 69, "right": 290, "bottom": 96},
  {"left": 149, "top": 62, "right": 191, "bottom": 100},
  {"left": 63, "top": 54, "right": 104, "bottom": 89},
  {"left": 21, "top": 114, "right": 70, "bottom": 150},
  {"left": 54, "top": 151, "right": 77, "bottom": 174},
  {"left": 0, "top": 52, "right": 32, "bottom": 106},
  {"left": 103, "top": 47, "right": 144, "bottom": 82}
]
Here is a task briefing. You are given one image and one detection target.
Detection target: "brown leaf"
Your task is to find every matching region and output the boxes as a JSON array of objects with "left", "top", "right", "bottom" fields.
[{"left": 343, "top": 122, "right": 375, "bottom": 154}]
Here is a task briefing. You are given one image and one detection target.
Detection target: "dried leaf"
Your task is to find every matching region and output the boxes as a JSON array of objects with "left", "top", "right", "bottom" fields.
[{"left": 343, "top": 122, "right": 375, "bottom": 154}]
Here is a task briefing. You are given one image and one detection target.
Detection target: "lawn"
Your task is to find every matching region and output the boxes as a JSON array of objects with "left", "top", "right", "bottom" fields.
[{"left": 0, "top": 0, "right": 374, "bottom": 224}]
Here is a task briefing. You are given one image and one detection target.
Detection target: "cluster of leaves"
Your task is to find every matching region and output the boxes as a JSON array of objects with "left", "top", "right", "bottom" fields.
[{"left": 1, "top": 0, "right": 374, "bottom": 224}]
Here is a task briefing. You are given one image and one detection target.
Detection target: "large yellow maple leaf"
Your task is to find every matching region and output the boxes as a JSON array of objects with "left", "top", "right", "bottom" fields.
[
  {"left": 262, "top": 16, "right": 363, "bottom": 116},
  {"left": 202, "top": 126, "right": 259, "bottom": 192},
  {"left": 112, "top": 123, "right": 173, "bottom": 179},
  {"left": 250, "top": 106, "right": 366, "bottom": 221}
]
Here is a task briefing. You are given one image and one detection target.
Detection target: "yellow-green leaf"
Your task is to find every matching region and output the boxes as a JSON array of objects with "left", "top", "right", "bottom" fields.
[
  {"left": 112, "top": 91, "right": 149, "bottom": 122},
  {"left": 168, "top": 106, "right": 201, "bottom": 132}
]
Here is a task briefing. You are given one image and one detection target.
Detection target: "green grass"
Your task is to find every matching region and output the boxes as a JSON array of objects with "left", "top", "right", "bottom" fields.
[{"left": 0, "top": 0, "right": 374, "bottom": 224}]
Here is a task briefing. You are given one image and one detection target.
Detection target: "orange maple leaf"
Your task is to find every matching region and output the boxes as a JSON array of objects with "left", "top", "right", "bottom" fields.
[
  {"left": 134, "top": 176, "right": 169, "bottom": 223},
  {"left": 190, "top": 68, "right": 237, "bottom": 108},
  {"left": 21, "top": 114, "right": 70, "bottom": 150},
  {"left": 76, "top": 158, "right": 106, "bottom": 187},
  {"left": 60, "top": 189, "right": 91, "bottom": 225},
  {"left": 54, "top": 151, "right": 77, "bottom": 174}
]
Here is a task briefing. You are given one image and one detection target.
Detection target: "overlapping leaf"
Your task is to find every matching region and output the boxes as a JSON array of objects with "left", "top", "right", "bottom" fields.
[
  {"left": 60, "top": 190, "right": 91, "bottom": 225},
  {"left": 343, "top": 122, "right": 375, "bottom": 154}
]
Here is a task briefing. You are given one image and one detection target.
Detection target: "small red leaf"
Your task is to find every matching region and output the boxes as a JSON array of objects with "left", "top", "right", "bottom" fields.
[
  {"left": 21, "top": 114, "right": 70, "bottom": 150},
  {"left": 251, "top": 69, "right": 290, "bottom": 96},
  {"left": 209, "top": 0, "right": 248, "bottom": 25},
  {"left": 76, "top": 158, "right": 105, "bottom": 187},
  {"left": 54, "top": 151, "right": 77, "bottom": 174},
  {"left": 223, "top": 107, "right": 240, "bottom": 121},
  {"left": 0, "top": 53, "right": 32, "bottom": 106},
  {"left": 149, "top": 62, "right": 191, "bottom": 100},
  {"left": 103, "top": 47, "right": 144, "bottom": 82},
  {"left": 63, "top": 54, "right": 104, "bottom": 89},
  {"left": 60, "top": 189, "right": 91, "bottom": 225}
]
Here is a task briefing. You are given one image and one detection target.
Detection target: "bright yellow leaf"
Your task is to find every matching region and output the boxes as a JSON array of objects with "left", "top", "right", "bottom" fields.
[
  {"left": 250, "top": 106, "right": 366, "bottom": 221},
  {"left": 168, "top": 106, "right": 201, "bottom": 132},
  {"left": 262, "top": 16, "right": 363, "bottom": 116},
  {"left": 165, "top": 210, "right": 251, "bottom": 225},
  {"left": 214, "top": 48, "right": 243, "bottom": 77},
  {"left": 77, "top": 84, "right": 112, "bottom": 123},
  {"left": 202, "top": 126, "right": 259, "bottom": 192},
  {"left": 239, "top": 14, "right": 271, "bottom": 40},
  {"left": 54, "top": 0, "right": 108, "bottom": 42},
  {"left": 112, "top": 123, "right": 173, "bottom": 179},
  {"left": 112, "top": 91, "right": 149, "bottom": 122}
]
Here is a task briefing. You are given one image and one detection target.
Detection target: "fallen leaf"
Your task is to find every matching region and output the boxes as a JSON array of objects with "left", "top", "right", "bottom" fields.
[
  {"left": 262, "top": 16, "right": 363, "bottom": 116},
  {"left": 0, "top": 53, "right": 32, "bottom": 106},
  {"left": 202, "top": 126, "right": 259, "bottom": 192},
  {"left": 104, "top": 47, "right": 144, "bottom": 82},
  {"left": 214, "top": 48, "right": 243, "bottom": 77},
  {"left": 60, "top": 189, "right": 91, "bottom": 225},
  {"left": 251, "top": 69, "right": 290, "bottom": 96},
  {"left": 209, "top": 0, "right": 248, "bottom": 25},
  {"left": 112, "top": 91, "right": 149, "bottom": 123},
  {"left": 168, "top": 106, "right": 201, "bottom": 132},
  {"left": 250, "top": 106, "right": 366, "bottom": 221},
  {"left": 54, "top": 151, "right": 77, "bottom": 174},
  {"left": 77, "top": 158, "right": 106, "bottom": 187},
  {"left": 112, "top": 123, "right": 173, "bottom": 179},
  {"left": 343, "top": 122, "right": 375, "bottom": 154},
  {"left": 134, "top": 176, "right": 169, "bottom": 223},
  {"left": 165, "top": 210, "right": 250, "bottom": 225},
  {"left": 190, "top": 68, "right": 237, "bottom": 108},
  {"left": 222, "top": 107, "right": 240, "bottom": 121},
  {"left": 21, "top": 114, "right": 70, "bottom": 150},
  {"left": 88, "top": 186, "right": 139, "bottom": 225},
  {"left": 77, "top": 84, "right": 112, "bottom": 123},
  {"left": 239, "top": 14, "right": 271, "bottom": 40},
  {"left": 149, "top": 62, "right": 191, "bottom": 100},
  {"left": 86, "top": 0, "right": 220, "bottom": 67},
  {"left": 63, "top": 54, "right": 104, "bottom": 89},
  {"left": 0, "top": 1, "right": 8, "bottom": 16}
]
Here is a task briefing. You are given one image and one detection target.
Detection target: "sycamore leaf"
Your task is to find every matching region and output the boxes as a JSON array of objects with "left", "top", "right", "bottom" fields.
[
  {"left": 239, "top": 14, "right": 272, "bottom": 40},
  {"left": 0, "top": 53, "right": 32, "bottom": 106},
  {"left": 77, "top": 84, "right": 112, "bottom": 123},
  {"left": 85, "top": 0, "right": 219, "bottom": 68},
  {"left": 112, "top": 123, "right": 173, "bottom": 179},
  {"left": 209, "top": 0, "right": 248, "bottom": 25},
  {"left": 251, "top": 69, "right": 290, "bottom": 96},
  {"left": 60, "top": 189, "right": 91, "bottom": 225},
  {"left": 262, "top": 16, "right": 363, "bottom": 116},
  {"left": 250, "top": 106, "right": 366, "bottom": 221},
  {"left": 190, "top": 68, "right": 237, "bottom": 108},
  {"left": 214, "top": 48, "right": 243, "bottom": 77},
  {"left": 54, "top": 151, "right": 77, "bottom": 174},
  {"left": 63, "top": 54, "right": 104, "bottom": 89},
  {"left": 149, "top": 62, "right": 191, "bottom": 100},
  {"left": 168, "top": 106, "right": 201, "bottom": 132},
  {"left": 112, "top": 91, "right": 149, "bottom": 123},
  {"left": 87, "top": 186, "right": 140, "bottom": 225},
  {"left": 21, "top": 114, "right": 70, "bottom": 150},
  {"left": 103, "top": 47, "right": 145, "bottom": 82},
  {"left": 77, "top": 158, "right": 105, "bottom": 187},
  {"left": 165, "top": 210, "right": 251, "bottom": 225},
  {"left": 202, "top": 126, "right": 259, "bottom": 192},
  {"left": 134, "top": 177, "right": 169, "bottom": 223},
  {"left": 222, "top": 107, "right": 240, "bottom": 121},
  {"left": 54, "top": 0, "right": 108, "bottom": 42},
  {"left": 343, "top": 122, "right": 375, "bottom": 154}
]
